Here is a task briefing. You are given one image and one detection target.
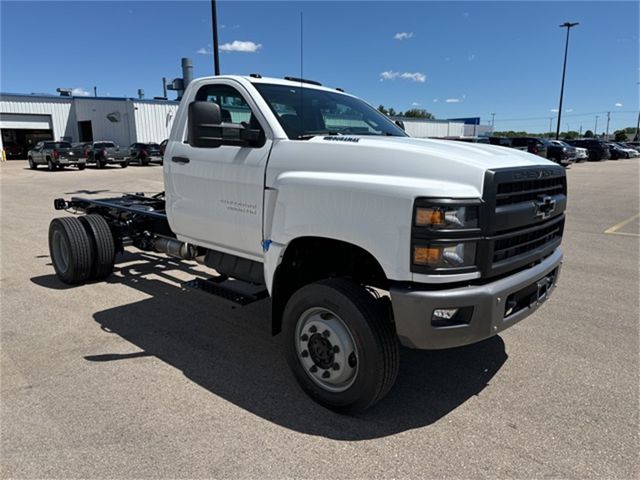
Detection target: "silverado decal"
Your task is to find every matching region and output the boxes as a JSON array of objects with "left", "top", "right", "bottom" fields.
[{"left": 323, "top": 136, "right": 360, "bottom": 143}]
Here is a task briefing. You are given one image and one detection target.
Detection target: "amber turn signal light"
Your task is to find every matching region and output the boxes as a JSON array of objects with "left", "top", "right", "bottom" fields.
[
  {"left": 415, "top": 207, "right": 445, "bottom": 227},
  {"left": 413, "top": 246, "right": 442, "bottom": 265}
]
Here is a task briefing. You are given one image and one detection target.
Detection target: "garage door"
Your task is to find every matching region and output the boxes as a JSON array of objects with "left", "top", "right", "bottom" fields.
[{"left": 0, "top": 113, "right": 53, "bottom": 130}]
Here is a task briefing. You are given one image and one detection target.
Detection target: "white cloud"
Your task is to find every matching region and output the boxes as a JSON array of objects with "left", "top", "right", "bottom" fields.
[
  {"left": 550, "top": 108, "right": 559, "bottom": 113},
  {"left": 615, "top": 102, "right": 623, "bottom": 107},
  {"left": 380, "top": 70, "right": 400, "bottom": 81},
  {"left": 197, "top": 47, "right": 211, "bottom": 55},
  {"left": 71, "top": 87, "right": 90, "bottom": 96},
  {"left": 566, "top": 108, "right": 573, "bottom": 113},
  {"left": 400, "top": 72, "right": 426, "bottom": 82},
  {"left": 393, "top": 32, "right": 414, "bottom": 40},
  {"left": 445, "top": 98, "right": 462, "bottom": 103},
  {"left": 433, "top": 98, "right": 439, "bottom": 103},
  {"left": 219, "top": 40, "right": 262, "bottom": 52},
  {"left": 380, "top": 71, "right": 426, "bottom": 82},
  {"left": 411, "top": 102, "right": 421, "bottom": 106},
  {"left": 468, "top": 54, "right": 476, "bottom": 61}
]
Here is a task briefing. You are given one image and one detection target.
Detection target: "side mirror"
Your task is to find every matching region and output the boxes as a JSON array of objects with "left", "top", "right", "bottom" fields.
[
  {"left": 188, "top": 101, "right": 263, "bottom": 148},
  {"left": 395, "top": 119, "right": 405, "bottom": 131},
  {"left": 188, "top": 101, "right": 223, "bottom": 148}
]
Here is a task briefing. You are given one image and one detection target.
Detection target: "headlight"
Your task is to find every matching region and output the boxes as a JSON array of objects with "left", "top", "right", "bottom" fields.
[
  {"left": 415, "top": 205, "right": 479, "bottom": 229},
  {"left": 413, "top": 242, "right": 477, "bottom": 268}
]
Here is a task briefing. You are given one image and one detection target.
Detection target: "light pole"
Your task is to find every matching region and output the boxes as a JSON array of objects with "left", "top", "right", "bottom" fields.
[
  {"left": 555, "top": 22, "right": 579, "bottom": 139},
  {"left": 595, "top": 115, "right": 599, "bottom": 138},
  {"left": 211, "top": 0, "right": 221, "bottom": 75},
  {"left": 490, "top": 113, "right": 495, "bottom": 129}
]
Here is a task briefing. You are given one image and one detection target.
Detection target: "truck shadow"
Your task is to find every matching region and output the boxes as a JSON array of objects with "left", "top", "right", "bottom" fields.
[{"left": 31, "top": 252, "right": 508, "bottom": 440}]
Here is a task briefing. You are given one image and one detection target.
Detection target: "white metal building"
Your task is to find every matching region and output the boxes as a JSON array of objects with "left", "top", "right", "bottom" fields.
[{"left": 0, "top": 93, "right": 179, "bottom": 157}]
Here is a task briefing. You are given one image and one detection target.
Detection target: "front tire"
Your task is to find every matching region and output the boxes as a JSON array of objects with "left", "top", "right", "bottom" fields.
[
  {"left": 120, "top": 160, "right": 128, "bottom": 168},
  {"left": 47, "top": 158, "right": 55, "bottom": 171},
  {"left": 77, "top": 163, "right": 86, "bottom": 170},
  {"left": 283, "top": 278, "right": 399, "bottom": 413},
  {"left": 28, "top": 156, "right": 37, "bottom": 169},
  {"left": 48, "top": 217, "right": 95, "bottom": 284}
]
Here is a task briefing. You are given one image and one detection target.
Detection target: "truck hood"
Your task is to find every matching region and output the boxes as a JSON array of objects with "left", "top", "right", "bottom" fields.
[{"left": 268, "top": 136, "right": 557, "bottom": 199}]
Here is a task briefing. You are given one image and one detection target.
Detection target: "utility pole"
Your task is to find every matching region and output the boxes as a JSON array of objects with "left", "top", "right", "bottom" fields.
[
  {"left": 605, "top": 111, "right": 611, "bottom": 139},
  {"left": 549, "top": 117, "right": 554, "bottom": 137},
  {"left": 579, "top": 125, "right": 582, "bottom": 137},
  {"left": 555, "top": 22, "right": 579, "bottom": 140},
  {"left": 211, "top": 0, "right": 221, "bottom": 75},
  {"left": 490, "top": 113, "right": 495, "bottom": 129},
  {"left": 635, "top": 111, "right": 640, "bottom": 141},
  {"left": 595, "top": 115, "right": 599, "bottom": 138}
]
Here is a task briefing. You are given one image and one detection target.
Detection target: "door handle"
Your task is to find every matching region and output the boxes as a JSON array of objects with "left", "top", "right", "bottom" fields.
[{"left": 171, "top": 156, "right": 190, "bottom": 164}]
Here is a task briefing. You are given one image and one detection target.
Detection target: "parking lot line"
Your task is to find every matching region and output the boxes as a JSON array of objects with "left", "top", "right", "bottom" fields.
[{"left": 604, "top": 213, "right": 640, "bottom": 237}]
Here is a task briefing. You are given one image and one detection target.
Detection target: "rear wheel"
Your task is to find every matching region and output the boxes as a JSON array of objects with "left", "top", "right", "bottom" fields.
[
  {"left": 141, "top": 156, "right": 150, "bottom": 166},
  {"left": 96, "top": 158, "right": 105, "bottom": 169},
  {"left": 283, "top": 278, "right": 399, "bottom": 413},
  {"left": 79, "top": 214, "right": 115, "bottom": 280},
  {"left": 120, "top": 160, "right": 128, "bottom": 168},
  {"left": 28, "top": 156, "right": 37, "bottom": 169},
  {"left": 48, "top": 217, "right": 95, "bottom": 284},
  {"left": 77, "top": 163, "right": 86, "bottom": 170}
]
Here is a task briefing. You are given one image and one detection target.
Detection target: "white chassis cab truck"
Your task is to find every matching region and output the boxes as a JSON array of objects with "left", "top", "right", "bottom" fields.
[{"left": 49, "top": 75, "right": 566, "bottom": 412}]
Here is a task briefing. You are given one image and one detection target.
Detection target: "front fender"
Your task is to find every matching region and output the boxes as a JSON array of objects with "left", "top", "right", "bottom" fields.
[{"left": 263, "top": 171, "right": 480, "bottom": 286}]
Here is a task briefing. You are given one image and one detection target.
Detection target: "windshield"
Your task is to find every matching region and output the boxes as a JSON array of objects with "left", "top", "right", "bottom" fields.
[
  {"left": 44, "top": 142, "right": 72, "bottom": 149},
  {"left": 253, "top": 83, "right": 407, "bottom": 139},
  {"left": 95, "top": 142, "right": 116, "bottom": 148}
]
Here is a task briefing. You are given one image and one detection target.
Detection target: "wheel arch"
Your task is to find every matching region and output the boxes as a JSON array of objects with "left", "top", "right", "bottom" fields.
[{"left": 269, "top": 235, "right": 389, "bottom": 335}]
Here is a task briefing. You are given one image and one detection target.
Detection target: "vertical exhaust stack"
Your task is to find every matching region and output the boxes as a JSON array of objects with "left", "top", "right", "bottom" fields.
[{"left": 181, "top": 58, "right": 193, "bottom": 89}]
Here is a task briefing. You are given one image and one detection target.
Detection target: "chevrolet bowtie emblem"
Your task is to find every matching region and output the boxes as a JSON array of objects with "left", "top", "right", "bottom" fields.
[{"left": 534, "top": 195, "right": 556, "bottom": 220}]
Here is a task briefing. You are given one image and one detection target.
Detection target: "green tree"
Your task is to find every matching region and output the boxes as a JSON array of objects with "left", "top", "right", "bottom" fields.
[
  {"left": 403, "top": 108, "right": 434, "bottom": 119},
  {"left": 388, "top": 107, "right": 397, "bottom": 116},
  {"left": 564, "top": 131, "right": 580, "bottom": 140},
  {"left": 377, "top": 105, "right": 388, "bottom": 115},
  {"left": 614, "top": 130, "right": 628, "bottom": 141},
  {"left": 584, "top": 130, "right": 594, "bottom": 138}
]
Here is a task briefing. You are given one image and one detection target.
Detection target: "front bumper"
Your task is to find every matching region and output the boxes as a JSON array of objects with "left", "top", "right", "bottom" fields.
[{"left": 390, "top": 248, "right": 563, "bottom": 349}]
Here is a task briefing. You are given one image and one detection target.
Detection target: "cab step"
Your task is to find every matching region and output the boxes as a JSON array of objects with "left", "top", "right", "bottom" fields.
[{"left": 182, "top": 277, "right": 269, "bottom": 306}]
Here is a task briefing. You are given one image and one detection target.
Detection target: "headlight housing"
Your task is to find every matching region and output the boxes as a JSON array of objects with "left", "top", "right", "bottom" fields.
[
  {"left": 415, "top": 205, "right": 479, "bottom": 230},
  {"left": 413, "top": 242, "right": 477, "bottom": 268},
  {"left": 411, "top": 199, "right": 482, "bottom": 274}
]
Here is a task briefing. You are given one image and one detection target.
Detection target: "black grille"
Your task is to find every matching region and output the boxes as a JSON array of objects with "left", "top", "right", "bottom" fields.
[
  {"left": 493, "top": 218, "right": 564, "bottom": 263},
  {"left": 496, "top": 177, "right": 566, "bottom": 206}
]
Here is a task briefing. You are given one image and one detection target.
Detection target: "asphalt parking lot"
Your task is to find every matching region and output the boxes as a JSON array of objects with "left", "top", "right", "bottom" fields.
[{"left": 1, "top": 158, "right": 638, "bottom": 478}]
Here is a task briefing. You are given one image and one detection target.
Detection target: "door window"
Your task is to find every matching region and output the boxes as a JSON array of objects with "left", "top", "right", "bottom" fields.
[{"left": 195, "top": 84, "right": 257, "bottom": 125}]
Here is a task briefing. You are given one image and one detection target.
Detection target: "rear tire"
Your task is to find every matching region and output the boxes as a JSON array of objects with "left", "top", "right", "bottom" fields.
[
  {"left": 77, "top": 163, "right": 86, "bottom": 170},
  {"left": 283, "top": 278, "right": 399, "bottom": 413},
  {"left": 120, "top": 161, "right": 128, "bottom": 168},
  {"left": 141, "top": 157, "right": 150, "bottom": 166},
  {"left": 28, "top": 157, "right": 37, "bottom": 169},
  {"left": 96, "top": 158, "right": 105, "bottom": 169},
  {"left": 79, "top": 214, "right": 115, "bottom": 280},
  {"left": 48, "top": 217, "right": 95, "bottom": 284}
]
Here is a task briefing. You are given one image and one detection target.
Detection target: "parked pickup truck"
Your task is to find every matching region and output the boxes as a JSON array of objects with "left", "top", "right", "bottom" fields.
[
  {"left": 129, "top": 142, "right": 163, "bottom": 165},
  {"left": 48, "top": 75, "right": 566, "bottom": 412},
  {"left": 28, "top": 141, "right": 86, "bottom": 170},
  {"left": 86, "top": 141, "right": 129, "bottom": 168}
]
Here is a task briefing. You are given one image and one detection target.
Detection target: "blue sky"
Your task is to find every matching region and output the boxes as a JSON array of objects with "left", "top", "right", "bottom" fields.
[{"left": 1, "top": 1, "right": 638, "bottom": 133}]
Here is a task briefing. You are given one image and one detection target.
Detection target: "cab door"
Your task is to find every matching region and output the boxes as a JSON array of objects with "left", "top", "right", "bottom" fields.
[{"left": 165, "top": 80, "right": 272, "bottom": 260}]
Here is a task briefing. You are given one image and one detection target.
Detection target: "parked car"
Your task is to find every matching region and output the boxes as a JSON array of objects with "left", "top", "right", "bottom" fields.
[
  {"left": 604, "top": 142, "right": 627, "bottom": 160},
  {"left": 611, "top": 142, "right": 639, "bottom": 158},
  {"left": 546, "top": 140, "right": 576, "bottom": 167},
  {"left": 129, "top": 142, "right": 163, "bottom": 165},
  {"left": 27, "top": 141, "right": 86, "bottom": 171},
  {"left": 565, "top": 139, "right": 611, "bottom": 161},
  {"left": 557, "top": 140, "right": 588, "bottom": 162},
  {"left": 509, "top": 137, "right": 551, "bottom": 159},
  {"left": 85, "top": 141, "right": 129, "bottom": 168},
  {"left": 488, "top": 137, "right": 517, "bottom": 148},
  {"left": 3, "top": 144, "right": 24, "bottom": 159},
  {"left": 621, "top": 143, "right": 640, "bottom": 155}
]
